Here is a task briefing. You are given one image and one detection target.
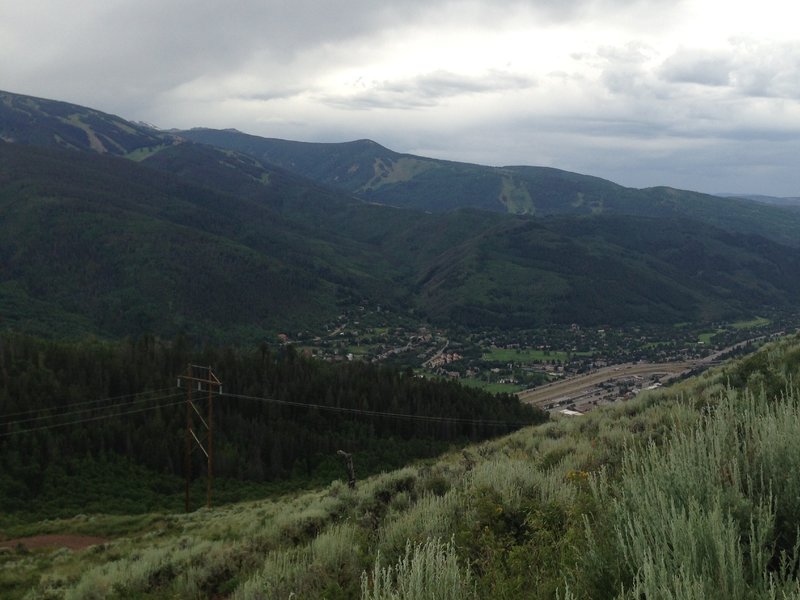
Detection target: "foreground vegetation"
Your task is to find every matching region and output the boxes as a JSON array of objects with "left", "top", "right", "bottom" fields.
[{"left": 4, "top": 332, "right": 800, "bottom": 598}]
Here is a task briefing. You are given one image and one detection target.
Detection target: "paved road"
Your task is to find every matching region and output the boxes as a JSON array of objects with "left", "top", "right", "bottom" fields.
[
  {"left": 517, "top": 361, "right": 696, "bottom": 407},
  {"left": 517, "top": 332, "right": 784, "bottom": 406},
  {"left": 516, "top": 332, "right": 778, "bottom": 410}
]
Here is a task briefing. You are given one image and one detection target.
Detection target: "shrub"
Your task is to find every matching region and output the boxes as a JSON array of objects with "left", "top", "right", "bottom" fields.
[
  {"left": 361, "top": 537, "right": 475, "bottom": 600},
  {"left": 379, "top": 491, "right": 463, "bottom": 560},
  {"left": 580, "top": 385, "right": 800, "bottom": 599}
]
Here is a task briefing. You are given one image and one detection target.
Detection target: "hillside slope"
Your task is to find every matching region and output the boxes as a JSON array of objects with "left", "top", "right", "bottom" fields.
[
  {"left": 407, "top": 214, "right": 800, "bottom": 326},
  {"left": 0, "top": 142, "right": 404, "bottom": 340},
  {"left": 6, "top": 333, "right": 800, "bottom": 599},
  {"left": 0, "top": 333, "right": 546, "bottom": 523},
  {"left": 4, "top": 89, "right": 800, "bottom": 336},
  {"left": 4, "top": 139, "right": 800, "bottom": 337},
  {"left": 0, "top": 89, "right": 168, "bottom": 157}
]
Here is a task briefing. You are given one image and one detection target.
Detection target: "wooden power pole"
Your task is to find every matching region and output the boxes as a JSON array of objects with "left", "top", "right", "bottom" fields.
[
  {"left": 178, "top": 365, "right": 222, "bottom": 512},
  {"left": 337, "top": 450, "right": 356, "bottom": 489}
]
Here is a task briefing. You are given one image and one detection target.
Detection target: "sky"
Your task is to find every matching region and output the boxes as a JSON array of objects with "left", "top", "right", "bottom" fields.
[{"left": 2, "top": 0, "right": 800, "bottom": 196}]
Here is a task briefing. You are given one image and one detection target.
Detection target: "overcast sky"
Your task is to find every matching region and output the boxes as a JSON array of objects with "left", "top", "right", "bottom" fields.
[{"left": 2, "top": 0, "right": 799, "bottom": 196}]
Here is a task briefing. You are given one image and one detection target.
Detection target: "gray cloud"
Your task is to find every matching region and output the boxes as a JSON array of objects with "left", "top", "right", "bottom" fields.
[
  {"left": 597, "top": 42, "right": 662, "bottom": 98},
  {"left": 0, "top": 0, "right": 435, "bottom": 115},
  {"left": 321, "top": 69, "right": 537, "bottom": 110},
  {"left": 656, "top": 40, "right": 800, "bottom": 99},
  {"left": 659, "top": 49, "right": 732, "bottom": 86},
  {"left": 508, "top": 0, "right": 687, "bottom": 25},
  {"left": 2, "top": 0, "right": 799, "bottom": 197},
  {"left": 728, "top": 39, "right": 800, "bottom": 99}
]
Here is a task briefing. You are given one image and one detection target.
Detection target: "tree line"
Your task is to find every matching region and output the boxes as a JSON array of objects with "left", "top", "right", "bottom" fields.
[{"left": 0, "top": 333, "right": 546, "bottom": 515}]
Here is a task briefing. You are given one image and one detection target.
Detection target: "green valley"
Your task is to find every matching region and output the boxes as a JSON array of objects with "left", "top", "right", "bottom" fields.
[{"left": 3, "top": 88, "right": 800, "bottom": 599}]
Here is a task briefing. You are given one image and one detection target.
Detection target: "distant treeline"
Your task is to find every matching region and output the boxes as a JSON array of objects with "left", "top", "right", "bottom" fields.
[{"left": 0, "top": 334, "right": 545, "bottom": 515}]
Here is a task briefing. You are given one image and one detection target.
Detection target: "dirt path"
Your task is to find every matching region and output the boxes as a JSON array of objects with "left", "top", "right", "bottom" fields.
[{"left": 0, "top": 534, "right": 108, "bottom": 551}]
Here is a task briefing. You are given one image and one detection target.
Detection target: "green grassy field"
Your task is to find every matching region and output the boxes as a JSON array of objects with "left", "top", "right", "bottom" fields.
[
  {"left": 699, "top": 317, "right": 771, "bottom": 344},
  {"left": 481, "top": 348, "right": 590, "bottom": 363},
  {"left": 731, "top": 316, "right": 770, "bottom": 329},
  {"left": 459, "top": 377, "right": 526, "bottom": 394},
  {"left": 346, "top": 345, "right": 374, "bottom": 356},
  {"left": 697, "top": 330, "right": 720, "bottom": 344}
]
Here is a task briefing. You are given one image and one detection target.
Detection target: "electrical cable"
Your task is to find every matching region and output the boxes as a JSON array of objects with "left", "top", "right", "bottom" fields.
[
  {"left": 0, "top": 398, "right": 187, "bottom": 438},
  {"left": 0, "top": 386, "right": 178, "bottom": 419},
  {"left": 1, "top": 385, "right": 539, "bottom": 438},
  {"left": 220, "top": 391, "right": 537, "bottom": 428},
  {"left": 0, "top": 391, "right": 185, "bottom": 427}
]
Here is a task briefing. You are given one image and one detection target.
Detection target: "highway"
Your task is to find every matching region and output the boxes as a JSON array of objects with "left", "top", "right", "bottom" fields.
[
  {"left": 517, "top": 361, "right": 696, "bottom": 409},
  {"left": 516, "top": 333, "right": 779, "bottom": 411}
]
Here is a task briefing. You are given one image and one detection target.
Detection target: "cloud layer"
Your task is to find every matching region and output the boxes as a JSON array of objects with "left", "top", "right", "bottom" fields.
[{"left": 2, "top": 0, "right": 799, "bottom": 195}]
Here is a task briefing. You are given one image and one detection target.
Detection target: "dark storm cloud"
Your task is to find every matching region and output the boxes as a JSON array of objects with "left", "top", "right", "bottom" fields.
[{"left": 1, "top": 0, "right": 434, "bottom": 114}]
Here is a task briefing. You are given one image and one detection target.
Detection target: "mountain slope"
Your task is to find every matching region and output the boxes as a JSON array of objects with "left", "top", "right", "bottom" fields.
[
  {"left": 4, "top": 89, "right": 797, "bottom": 248},
  {"left": 0, "top": 90, "right": 169, "bottom": 157},
  {"left": 3, "top": 90, "right": 800, "bottom": 337},
  {"left": 397, "top": 213, "right": 800, "bottom": 326},
  {"left": 0, "top": 141, "right": 405, "bottom": 340},
  {"left": 181, "top": 128, "right": 800, "bottom": 247},
  {"left": 4, "top": 139, "right": 800, "bottom": 337},
  {"left": 718, "top": 193, "right": 800, "bottom": 208}
]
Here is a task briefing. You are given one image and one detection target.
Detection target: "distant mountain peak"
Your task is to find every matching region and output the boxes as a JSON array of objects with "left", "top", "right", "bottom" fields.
[{"left": 0, "top": 89, "right": 168, "bottom": 157}]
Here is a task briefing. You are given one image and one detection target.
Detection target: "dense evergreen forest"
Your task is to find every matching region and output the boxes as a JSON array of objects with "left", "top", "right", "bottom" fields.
[{"left": 0, "top": 334, "right": 545, "bottom": 518}]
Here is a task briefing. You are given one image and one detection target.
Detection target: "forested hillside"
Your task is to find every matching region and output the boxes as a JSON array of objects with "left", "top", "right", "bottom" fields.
[
  {"left": 5, "top": 140, "right": 800, "bottom": 339},
  {"left": 4, "top": 90, "right": 800, "bottom": 337},
  {"left": 0, "top": 90, "right": 165, "bottom": 156},
  {"left": 0, "top": 141, "right": 403, "bottom": 340},
  {"left": 0, "top": 334, "right": 545, "bottom": 519},
  {"left": 180, "top": 127, "right": 800, "bottom": 247}
]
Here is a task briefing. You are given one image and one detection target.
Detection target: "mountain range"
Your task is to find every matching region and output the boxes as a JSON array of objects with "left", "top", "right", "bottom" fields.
[
  {"left": 2, "top": 89, "right": 799, "bottom": 341},
  {"left": 717, "top": 193, "right": 800, "bottom": 208}
]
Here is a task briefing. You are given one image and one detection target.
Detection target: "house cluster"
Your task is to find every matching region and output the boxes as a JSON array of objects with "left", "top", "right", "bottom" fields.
[{"left": 426, "top": 352, "right": 462, "bottom": 369}]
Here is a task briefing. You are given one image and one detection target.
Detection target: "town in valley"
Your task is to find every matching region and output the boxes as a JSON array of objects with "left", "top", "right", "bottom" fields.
[{"left": 277, "top": 306, "right": 799, "bottom": 415}]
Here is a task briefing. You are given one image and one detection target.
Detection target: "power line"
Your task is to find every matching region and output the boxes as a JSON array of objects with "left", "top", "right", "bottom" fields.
[
  {"left": 220, "top": 391, "right": 537, "bottom": 428},
  {"left": 0, "top": 391, "right": 185, "bottom": 427},
  {"left": 0, "top": 398, "right": 186, "bottom": 438},
  {"left": 1, "top": 386, "right": 539, "bottom": 438},
  {"left": 0, "top": 386, "right": 178, "bottom": 419}
]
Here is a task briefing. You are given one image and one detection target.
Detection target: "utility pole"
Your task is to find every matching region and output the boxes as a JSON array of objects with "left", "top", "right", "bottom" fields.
[
  {"left": 178, "top": 365, "right": 222, "bottom": 512},
  {"left": 337, "top": 450, "right": 356, "bottom": 489}
]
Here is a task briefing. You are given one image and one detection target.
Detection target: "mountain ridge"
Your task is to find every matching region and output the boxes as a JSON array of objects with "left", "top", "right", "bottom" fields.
[
  {"left": 5, "top": 88, "right": 799, "bottom": 244},
  {"left": 179, "top": 127, "right": 800, "bottom": 247},
  {"left": 0, "top": 89, "right": 169, "bottom": 157},
  {"left": 3, "top": 89, "right": 800, "bottom": 339}
]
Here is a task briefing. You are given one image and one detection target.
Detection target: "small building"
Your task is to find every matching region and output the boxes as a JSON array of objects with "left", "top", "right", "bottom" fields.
[{"left": 559, "top": 409, "right": 584, "bottom": 417}]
